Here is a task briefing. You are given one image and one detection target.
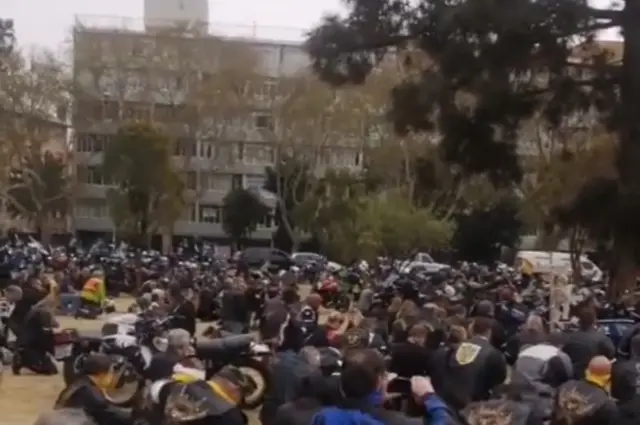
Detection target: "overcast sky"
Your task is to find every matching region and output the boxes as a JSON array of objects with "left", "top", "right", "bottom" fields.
[
  {"left": 5, "top": 0, "right": 345, "bottom": 50},
  {"left": 5, "top": 0, "right": 619, "bottom": 53}
]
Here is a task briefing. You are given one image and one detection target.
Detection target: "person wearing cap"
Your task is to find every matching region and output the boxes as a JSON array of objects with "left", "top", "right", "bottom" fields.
[
  {"left": 274, "top": 348, "right": 453, "bottom": 425},
  {"left": 78, "top": 269, "right": 106, "bottom": 318},
  {"left": 551, "top": 355, "right": 617, "bottom": 425},
  {"left": 52, "top": 353, "right": 131, "bottom": 425}
]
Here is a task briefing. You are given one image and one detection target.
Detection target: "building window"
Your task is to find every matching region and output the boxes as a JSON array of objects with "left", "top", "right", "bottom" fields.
[
  {"left": 199, "top": 205, "right": 221, "bottom": 223},
  {"left": 75, "top": 133, "right": 113, "bottom": 153},
  {"left": 250, "top": 78, "right": 277, "bottom": 101},
  {"left": 154, "top": 104, "right": 177, "bottom": 122},
  {"left": 183, "top": 171, "right": 197, "bottom": 190},
  {"left": 231, "top": 174, "right": 243, "bottom": 190},
  {"left": 254, "top": 113, "right": 273, "bottom": 130},
  {"left": 122, "top": 102, "right": 150, "bottom": 121},
  {"left": 75, "top": 134, "right": 88, "bottom": 153},
  {"left": 104, "top": 100, "right": 119, "bottom": 120},
  {"left": 257, "top": 212, "right": 275, "bottom": 228},
  {"left": 242, "top": 143, "right": 274, "bottom": 165},
  {"left": 198, "top": 141, "right": 216, "bottom": 159},
  {"left": 244, "top": 174, "right": 265, "bottom": 189},
  {"left": 201, "top": 173, "right": 231, "bottom": 191},
  {"left": 75, "top": 100, "right": 103, "bottom": 121},
  {"left": 92, "top": 134, "right": 105, "bottom": 153},
  {"left": 181, "top": 204, "right": 197, "bottom": 222},
  {"left": 87, "top": 166, "right": 108, "bottom": 185},
  {"left": 75, "top": 199, "right": 108, "bottom": 218},
  {"left": 214, "top": 143, "right": 241, "bottom": 164},
  {"left": 174, "top": 138, "right": 196, "bottom": 157},
  {"left": 77, "top": 165, "right": 109, "bottom": 185}
]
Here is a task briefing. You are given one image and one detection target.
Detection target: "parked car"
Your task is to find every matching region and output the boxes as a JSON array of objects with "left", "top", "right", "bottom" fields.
[
  {"left": 291, "top": 252, "right": 327, "bottom": 268},
  {"left": 400, "top": 252, "right": 450, "bottom": 274},
  {"left": 237, "top": 247, "right": 293, "bottom": 270}
]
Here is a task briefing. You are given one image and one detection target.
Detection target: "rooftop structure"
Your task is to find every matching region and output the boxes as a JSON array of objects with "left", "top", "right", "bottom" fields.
[{"left": 74, "top": 14, "right": 308, "bottom": 46}]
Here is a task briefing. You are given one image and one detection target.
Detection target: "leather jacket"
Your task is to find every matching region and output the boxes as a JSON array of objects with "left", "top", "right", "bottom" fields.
[{"left": 54, "top": 376, "right": 131, "bottom": 425}]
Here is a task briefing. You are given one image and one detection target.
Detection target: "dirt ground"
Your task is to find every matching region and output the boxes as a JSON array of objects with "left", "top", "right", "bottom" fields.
[{"left": 0, "top": 297, "right": 262, "bottom": 425}]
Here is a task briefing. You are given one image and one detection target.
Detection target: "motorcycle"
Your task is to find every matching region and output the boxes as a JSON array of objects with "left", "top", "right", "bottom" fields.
[
  {"left": 195, "top": 333, "right": 271, "bottom": 409},
  {"left": 59, "top": 315, "right": 171, "bottom": 406},
  {"left": 135, "top": 378, "right": 248, "bottom": 425}
]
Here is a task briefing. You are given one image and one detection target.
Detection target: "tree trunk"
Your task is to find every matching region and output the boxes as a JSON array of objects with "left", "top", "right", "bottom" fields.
[
  {"left": 568, "top": 227, "right": 585, "bottom": 286},
  {"left": 611, "top": 1, "right": 640, "bottom": 300},
  {"left": 161, "top": 229, "right": 172, "bottom": 254},
  {"left": 608, "top": 237, "right": 636, "bottom": 300}
]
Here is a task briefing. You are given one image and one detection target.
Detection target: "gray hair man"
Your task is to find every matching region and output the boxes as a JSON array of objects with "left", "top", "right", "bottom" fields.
[{"left": 167, "top": 328, "right": 204, "bottom": 375}]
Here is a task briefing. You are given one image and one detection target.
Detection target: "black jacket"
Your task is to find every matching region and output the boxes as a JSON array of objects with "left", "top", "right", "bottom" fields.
[
  {"left": 462, "top": 399, "right": 544, "bottom": 425},
  {"left": 172, "top": 300, "right": 196, "bottom": 335},
  {"left": 54, "top": 376, "right": 131, "bottom": 425},
  {"left": 562, "top": 329, "right": 615, "bottom": 379},
  {"left": 551, "top": 379, "right": 617, "bottom": 425},
  {"left": 260, "top": 350, "right": 313, "bottom": 425},
  {"left": 612, "top": 359, "right": 640, "bottom": 425},
  {"left": 430, "top": 335, "right": 507, "bottom": 410},
  {"left": 389, "top": 341, "right": 432, "bottom": 378}
]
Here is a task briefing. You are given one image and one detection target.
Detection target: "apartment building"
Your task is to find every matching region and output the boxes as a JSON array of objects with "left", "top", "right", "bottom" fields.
[{"left": 71, "top": 5, "right": 364, "bottom": 241}]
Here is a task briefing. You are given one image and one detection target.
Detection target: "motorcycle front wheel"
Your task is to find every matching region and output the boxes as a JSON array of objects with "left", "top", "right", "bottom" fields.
[
  {"left": 103, "top": 357, "right": 144, "bottom": 407},
  {"left": 236, "top": 358, "right": 269, "bottom": 410}
]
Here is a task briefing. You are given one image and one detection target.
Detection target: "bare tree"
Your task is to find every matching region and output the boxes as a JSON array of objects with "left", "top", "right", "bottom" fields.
[
  {"left": 0, "top": 47, "right": 72, "bottom": 239},
  {"left": 264, "top": 71, "right": 378, "bottom": 250},
  {"left": 518, "top": 109, "right": 615, "bottom": 249}
]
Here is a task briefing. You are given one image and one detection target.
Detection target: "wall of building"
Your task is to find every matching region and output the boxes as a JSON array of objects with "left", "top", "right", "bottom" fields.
[{"left": 70, "top": 22, "right": 363, "bottom": 239}]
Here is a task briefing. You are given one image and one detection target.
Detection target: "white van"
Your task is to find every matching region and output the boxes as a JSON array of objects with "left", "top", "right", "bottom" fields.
[{"left": 514, "top": 250, "right": 603, "bottom": 282}]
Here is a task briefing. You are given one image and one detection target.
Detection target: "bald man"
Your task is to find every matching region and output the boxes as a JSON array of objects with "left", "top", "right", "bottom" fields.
[{"left": 552, "top": 355, "right": 617, "bottom": 425}]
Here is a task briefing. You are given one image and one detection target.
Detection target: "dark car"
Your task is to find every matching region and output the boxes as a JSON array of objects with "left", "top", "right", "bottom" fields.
[
  {"left": 291, "top": 252, "right": 327, "bottom": 268},
  {"left": 237, "top": 247, "right": 294, "bottom": 271}
]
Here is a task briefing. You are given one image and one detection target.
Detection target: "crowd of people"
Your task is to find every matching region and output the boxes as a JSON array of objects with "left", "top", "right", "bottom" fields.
[{"left": 0, "top": 239, "right": 636, "bottom": 425}]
